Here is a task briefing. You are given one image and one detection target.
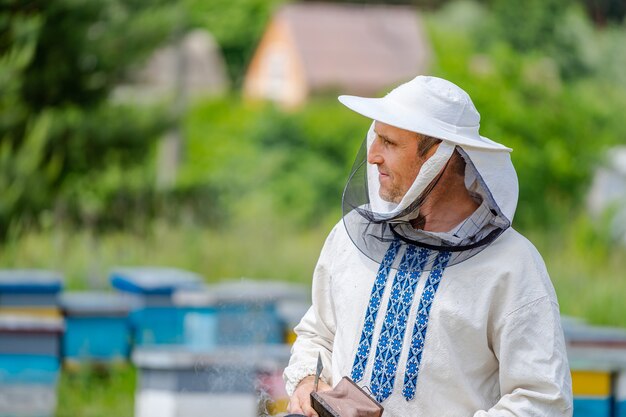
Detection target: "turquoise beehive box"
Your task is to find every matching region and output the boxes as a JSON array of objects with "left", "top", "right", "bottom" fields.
[
  {"left": 0, "top": 269, "right": 63, "bottom": 317},
  {"left": 172, "top": 288, "right": 218, "bottom": 351},
  {"left": 209, "top": 279, "right": 308, "bottom": 346},
  {"left": 0, "top": 314, "right": 64, "bottom": 417},
  {"left": 0, "top": 269, "right": 64, "bottom": 417},
  {"left": 60, "top": 291, "right": 136, "bottom": 363},
  {"left": 110, "top": 267, "right": 203, "bottom": 346}
]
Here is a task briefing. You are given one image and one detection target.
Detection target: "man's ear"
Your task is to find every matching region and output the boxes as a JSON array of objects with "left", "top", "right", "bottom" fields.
[
  {"left": 449, "top": 148, "right": 467, "bottom": 177},
  {"left": 417, "top": 134, "right": 442, "bottom": 158}
]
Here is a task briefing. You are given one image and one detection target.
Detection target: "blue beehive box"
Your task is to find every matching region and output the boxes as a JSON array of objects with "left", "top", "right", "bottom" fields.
[
  {"left": 565, "top": 318, "right": 626, "bottom": 417},
  {"left": 568, "top": 346, "right": 622, "bottom": 417},
  {"left": 0, "top": 270, "right": 63, "bottom": 319},
  {"left": 172, "top": 289, "right": 218, "bottom": 351},
  {"left": 110, "top": 268, "right": 203, "bottom": 346},
  {"left": 60, "top": 292, "right": 136, "bottom": 363},
  {"left": 209, "top": 279, "right": 308, "bottom": 346},
  {"left": 0, "top": 314, "right": 64, "bottom": 417}
]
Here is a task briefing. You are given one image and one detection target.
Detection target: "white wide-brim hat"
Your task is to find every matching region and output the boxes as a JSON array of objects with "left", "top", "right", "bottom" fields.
[{"left": 339, "top": 75, "right": 511, "bottom": 152}]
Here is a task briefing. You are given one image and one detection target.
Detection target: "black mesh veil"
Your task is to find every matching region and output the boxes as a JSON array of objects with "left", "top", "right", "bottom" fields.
[{"left": 342, "top": 136, "right": 511, "bottom": 272}]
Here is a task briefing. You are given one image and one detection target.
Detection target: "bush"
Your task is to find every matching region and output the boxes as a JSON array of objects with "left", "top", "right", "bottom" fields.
[
  {"left": 182, "top": 97, "right": 368, "bottom": 227},
  {"left": 0, "top": 0, "right": 179, "bottom": 236}
]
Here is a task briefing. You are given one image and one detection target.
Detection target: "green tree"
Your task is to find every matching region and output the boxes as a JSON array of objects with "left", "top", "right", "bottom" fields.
[
  {"left": 491, "top": 0, "right": 571, "bottom": 52},
  {"left": 0, "top": 0, "right": 179, "bottom": 235}
]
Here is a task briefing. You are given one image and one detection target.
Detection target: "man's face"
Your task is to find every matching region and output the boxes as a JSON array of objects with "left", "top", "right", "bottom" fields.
[{"left": 367, "top": 121, "right": 439, "bottom": 203}]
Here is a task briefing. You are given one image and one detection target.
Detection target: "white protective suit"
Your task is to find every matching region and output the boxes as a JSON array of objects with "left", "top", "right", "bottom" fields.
[
  {"left": 284, "top": 222, "right": 573, "bottom": 416},
  {"left": 284, "top": 76, "right": 573, "bottom": 416}
]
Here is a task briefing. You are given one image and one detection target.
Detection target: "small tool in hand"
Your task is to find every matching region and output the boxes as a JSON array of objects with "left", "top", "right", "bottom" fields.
[{"left": 314, "top": 352, "right": 323, "bottom": 392}]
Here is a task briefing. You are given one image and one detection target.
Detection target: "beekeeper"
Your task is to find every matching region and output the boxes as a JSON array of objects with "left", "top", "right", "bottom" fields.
[{"left": 284, "top": 76, "right": 573, "bottom": 417}]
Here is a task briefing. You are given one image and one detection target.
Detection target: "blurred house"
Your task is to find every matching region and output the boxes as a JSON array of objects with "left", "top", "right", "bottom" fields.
[
  {"left": 114, "top": 29, "right": 229, "bottom": 103},
  {"left": 244, "top": 2, "right": 431, "bottom": 108}
]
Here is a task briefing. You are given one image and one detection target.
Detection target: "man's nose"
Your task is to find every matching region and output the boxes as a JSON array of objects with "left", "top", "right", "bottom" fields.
[{"left": 367, "top": 139, "right": 383, "bottom": 165}]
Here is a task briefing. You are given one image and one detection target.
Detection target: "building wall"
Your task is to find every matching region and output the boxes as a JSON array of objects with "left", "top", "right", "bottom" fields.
[{"left": 243, "top": 17, "right": 308, "bottom": 108}]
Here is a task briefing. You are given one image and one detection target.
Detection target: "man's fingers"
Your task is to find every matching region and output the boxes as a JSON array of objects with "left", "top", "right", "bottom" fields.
[
  {"left": 288, "top": 397, "right": 303, "bottom": 414},
  {"left": 290, "top": 391, "right": 317, "bottom": 417},
  {"left": 289, "top": 376, "right": 325, "bottom": 417},
  {"left": 301, "top": 400, "right": 318, "bottom": 417},
  {"left": 318, "top": 381, "right": 332, "bottom": 392}
]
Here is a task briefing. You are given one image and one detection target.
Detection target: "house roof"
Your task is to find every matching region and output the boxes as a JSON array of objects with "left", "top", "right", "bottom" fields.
[{"left": 277, "top": 2, "right": 430, "bottom": 95}]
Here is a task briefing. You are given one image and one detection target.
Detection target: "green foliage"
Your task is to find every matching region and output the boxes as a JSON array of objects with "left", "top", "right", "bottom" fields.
[
  {"left": 490, "top": 0, "right": 572, "bottom": 53},
  {"left": 579, "top": 0, "right": 626, "bottom": 24},
  {"left": 0, "top": 215, "right": 332, "bottom": 289},
  {"left": 249, "top": 104, "right": 368, "bottom": 225},
  {"left": 484, "top": 0, "right": 600, "bottom": 80},
  {"left": 0, "top": 0, "right": 178, "bottom": 235},
  {"left": 181, "top": 97, "right": 368, "bottom": 227},
  {"left": 19, "top": 1, "right": 177, "bottom": 108},
  {"left": 529, "top": 212, "right": 626, "bottom": 327}
]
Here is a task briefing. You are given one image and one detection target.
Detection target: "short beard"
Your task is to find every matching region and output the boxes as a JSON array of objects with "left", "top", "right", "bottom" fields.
[{"left": 379, "top": 187, "right": 403, "bottom": 203}]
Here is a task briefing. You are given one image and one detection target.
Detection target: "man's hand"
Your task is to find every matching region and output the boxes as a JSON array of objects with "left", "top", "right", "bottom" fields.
[{"left": 287, "top": 375, "right": 332, "bottom": 417}]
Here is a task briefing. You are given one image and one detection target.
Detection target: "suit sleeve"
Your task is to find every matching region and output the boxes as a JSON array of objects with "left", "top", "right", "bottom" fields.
[
  {"left": 473, "top": 296, "right": 573, "bottom": 417},
  {"left": 283, "top": 226, "right": 339, "bottom": 396}
]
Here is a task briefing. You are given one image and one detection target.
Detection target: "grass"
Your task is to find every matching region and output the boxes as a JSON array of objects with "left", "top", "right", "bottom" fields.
[
  {"left": 528, "top": 214, "right": 626, "bottom": 328},
  {"left": 56, "top": 363, "right": 136, "bottom": 417},
  {"left": 0, "top": 215, "right": 336, "bottom": 290}
]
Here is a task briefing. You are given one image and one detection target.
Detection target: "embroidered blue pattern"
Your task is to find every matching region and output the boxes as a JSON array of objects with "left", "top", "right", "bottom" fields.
[
  {"left": 350, "top": 240, "right": 401, "bottom": 382},
  {"left": 370, "top": 246, "right": 430, "bottom": 403},
  {"left": 402, "top": 250, "right": 452, "bottom": 400}
]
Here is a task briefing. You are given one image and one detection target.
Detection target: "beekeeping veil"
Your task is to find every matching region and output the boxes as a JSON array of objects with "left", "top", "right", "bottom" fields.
[{"left": 338, "top": 76, "right": 519, "bottom": 271}]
